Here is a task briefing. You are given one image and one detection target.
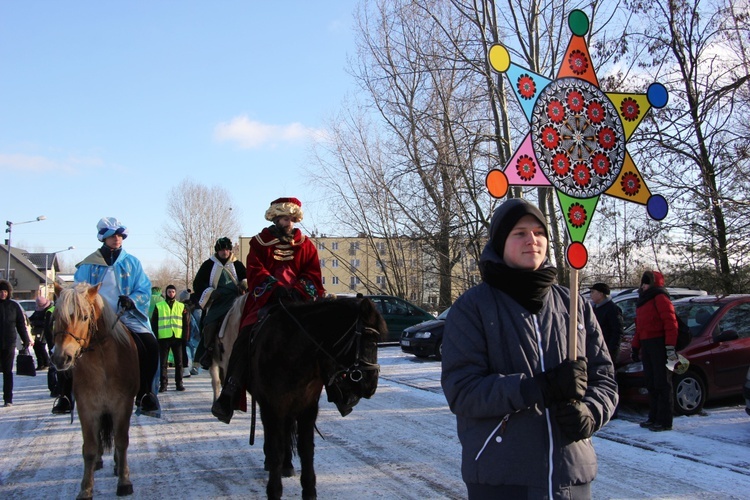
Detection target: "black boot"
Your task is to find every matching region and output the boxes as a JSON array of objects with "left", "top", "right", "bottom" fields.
[
  {"left": 199, "top": 347, "right": 214, "bottom": 370},
  {"left": 211, "top": 376, "right": 240, "bottom": 424}
]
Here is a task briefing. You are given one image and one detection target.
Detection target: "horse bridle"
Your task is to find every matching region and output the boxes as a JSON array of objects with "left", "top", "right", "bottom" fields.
[
  {"left": 53, "top": 304, "right": 98, "bottom": 358},
  {"left": 277, "top": 301, "right": 381, "bottom": 386}
]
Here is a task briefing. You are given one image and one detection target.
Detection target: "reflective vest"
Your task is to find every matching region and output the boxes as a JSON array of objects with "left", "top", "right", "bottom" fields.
[{"left": 155, "top": 300, "right": 185, "bottom": 340}]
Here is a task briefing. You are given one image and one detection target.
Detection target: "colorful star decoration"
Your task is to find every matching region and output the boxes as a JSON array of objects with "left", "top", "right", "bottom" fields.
[{"left": 486, "top": 10, "right": 669, "bottom": 270}]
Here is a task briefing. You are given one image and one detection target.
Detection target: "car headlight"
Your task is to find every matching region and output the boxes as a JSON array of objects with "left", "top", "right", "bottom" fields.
[
  {"left": 617, "top": 362, "right": 644, "bottom": 374},
  {"left": 414, "top": 331, "right": 432, "bottom": 339}
]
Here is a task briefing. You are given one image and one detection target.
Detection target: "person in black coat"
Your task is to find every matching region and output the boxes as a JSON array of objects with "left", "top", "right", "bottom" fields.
[
  {"left": 590, "top": 282, "right": 624, "bottom": 361},
  {"left": 0, "top": 279, "right": 31, "bottom": 407}
]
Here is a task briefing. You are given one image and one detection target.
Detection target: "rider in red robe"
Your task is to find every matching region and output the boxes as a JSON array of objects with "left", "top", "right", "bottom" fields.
[{"left": 212, "top": 197, "right": 325, "bottom": 423}]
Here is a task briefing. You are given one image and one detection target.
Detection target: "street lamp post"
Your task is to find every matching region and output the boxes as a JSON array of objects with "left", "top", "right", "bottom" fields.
[
  {"left": 45, "top": 246, "right": 75, "bottom": 297},
  {"left": 5, "top": 216, "right": 46, "bottom": 284}
]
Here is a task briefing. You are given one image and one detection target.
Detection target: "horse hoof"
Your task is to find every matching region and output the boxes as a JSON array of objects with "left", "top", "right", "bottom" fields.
[
  {"left": 282, "top": 466, "right": 295, "bottom": 477},
  {"left": 95, "top": 459, "right": 104, "bottom": 471},
  {"left": 116, "top": 483, "right": 133, "bottom": 496}
]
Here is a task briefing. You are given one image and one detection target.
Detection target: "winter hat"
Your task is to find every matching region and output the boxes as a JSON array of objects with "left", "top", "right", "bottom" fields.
[
  {"left": 0, "top": 279, "right": 11, "bottom": 294},
  {"left": 97, "top": 217, "right": 128, "bottom": 242},
  {"left": 489, "top": 198, "right": 548, "bottom": 258},
  {"left": 165, "top": 284, "right": 176, "bottom": 292},
  {"left": 36, "top": 295, "right": 51, "bottom": 310},
  {"left": 641, "top": 271, "right": 655, "bottom": 286},
  {"left": 178, "top": 290, "right": 191, "bottom": 302},
  {"left": 214, "top": 237, "right": 233, "bottom": 252},
  {"left": 590, "top": 282, "right": 610, "bottom": 296},
  {"left": 264, "top": 197, "right": 303, "bottom": 222}
]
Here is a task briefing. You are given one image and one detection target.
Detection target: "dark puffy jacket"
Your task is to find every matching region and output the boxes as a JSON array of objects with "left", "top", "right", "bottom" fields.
[
  {"left": 0, "top": 299, "right": 31, "bottom": 350},
  {"left": 441, "top": 282, "right": 618, "bottom": 491}
]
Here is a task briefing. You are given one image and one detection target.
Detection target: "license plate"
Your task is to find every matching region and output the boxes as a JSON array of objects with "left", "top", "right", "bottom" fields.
[{"left": 401, "top": 340, "right": 410, "bottom": 346}]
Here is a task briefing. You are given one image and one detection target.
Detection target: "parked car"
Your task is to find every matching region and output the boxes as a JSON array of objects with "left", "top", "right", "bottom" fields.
[
  {"left": 616, "top": 294, "right": 750, "bottom": 415},
  {"left": 401, "top": 307, "right": 450, "bottom": 360},
  {"left": 15, "top": 299, "right": 37, "bottom": 319},
  {"left": 612, "top": 287, "right": 707, "bottom": 330},
  {"left": 346, "top": 295, "right": 434, "bottom": 342}
]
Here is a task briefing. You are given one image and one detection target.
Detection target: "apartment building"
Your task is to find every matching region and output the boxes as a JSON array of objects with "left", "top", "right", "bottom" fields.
[{"left": 238, "top": 234, "right": 482, "bottom": 311}]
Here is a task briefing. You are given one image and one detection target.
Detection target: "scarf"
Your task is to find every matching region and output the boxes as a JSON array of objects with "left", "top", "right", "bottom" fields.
[
  {"left": 481, "top": 261, "right": 557, "bottom": 313},
  {"left": 99, "top": 245, "right": 122, "bottom": 266},
  {"left": 636, "top": 286, "right": 669, "bottom": 308}
]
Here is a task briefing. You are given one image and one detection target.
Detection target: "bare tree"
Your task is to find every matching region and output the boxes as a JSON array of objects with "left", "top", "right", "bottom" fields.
[
  {"left": 161, "top": 178, "right": 241, "bottom": 287},
  {"left": 312, "top": 0, "right": 492, "bottom": 310},
  {"left": 623, "top": 0, "right": 750, "bottom": 292},
  {"left": 145, "top": 259, "right": 184, "bottom": 292}
]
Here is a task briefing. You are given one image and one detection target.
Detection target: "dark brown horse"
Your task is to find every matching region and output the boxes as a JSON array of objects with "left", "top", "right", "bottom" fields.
[
  {"left": 244, "top": 297, "right": 385, "bottom": 499},
  {"left": 51, "top": 283, "right": 140, "bottom": 499}
]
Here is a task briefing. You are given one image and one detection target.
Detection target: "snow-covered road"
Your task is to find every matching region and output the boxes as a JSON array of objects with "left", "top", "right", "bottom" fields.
[{"left": 1, "top": 347, "right": 749, "bottom": 499}]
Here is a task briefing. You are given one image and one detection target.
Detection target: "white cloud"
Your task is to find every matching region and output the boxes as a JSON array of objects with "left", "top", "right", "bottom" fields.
[
  {"left": 213, "top": 115, "right": 327, "bottom": 149},
  {"left": 0, "top": 153, "right": 103, "bottom": 174}
]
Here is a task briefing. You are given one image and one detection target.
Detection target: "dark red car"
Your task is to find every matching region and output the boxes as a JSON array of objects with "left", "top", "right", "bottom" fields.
[{"left": 616, "top": 295, "right": 750, "bottom": 415}]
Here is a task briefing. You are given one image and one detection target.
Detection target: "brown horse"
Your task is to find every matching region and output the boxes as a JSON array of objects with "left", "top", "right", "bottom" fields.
[
  {"left": 244, "top": 297, "right": 386, "bottom": 499},
  {"left": 51, "top": 283, "right": 140, "bottom": 499}
]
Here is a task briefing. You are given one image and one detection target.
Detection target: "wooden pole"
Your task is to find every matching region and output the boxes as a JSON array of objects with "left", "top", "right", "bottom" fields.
[{"left": 568, "top": 267, "right": 579, "bottom": 360}]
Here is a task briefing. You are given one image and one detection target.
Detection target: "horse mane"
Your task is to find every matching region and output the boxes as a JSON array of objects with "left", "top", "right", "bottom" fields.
[{"left": 58, "top": 283, "right": 133, "bottom": 346}]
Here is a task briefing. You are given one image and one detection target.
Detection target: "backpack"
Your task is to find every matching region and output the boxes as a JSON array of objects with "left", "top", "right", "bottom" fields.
[{"left": 675, "top": 316, "right": 692, "bottom": 351}]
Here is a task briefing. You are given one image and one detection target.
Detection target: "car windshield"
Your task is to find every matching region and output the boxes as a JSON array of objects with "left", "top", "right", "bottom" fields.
[
  {"left": 436, "top": 307, "right": 451, "bottom": 320},
  {"left": 673, "top": 303, "right": 721, "bottom": 335}
]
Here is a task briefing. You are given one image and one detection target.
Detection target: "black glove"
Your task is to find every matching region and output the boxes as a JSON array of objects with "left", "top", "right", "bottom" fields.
[
  {"left": 534, "top": 358, "right": 588, "bottom": 407},
  {"left": 270, "top": 285, "right": 291, "bottom": 302},
  {"left": 117, "top": 295, "right": 135, "bottom": 311},
  {"left": 555, "top": 400, "right": 595, "bottom": 441},
  {"left": 631, "top": 347, "right": 640, "bottom": 362}
]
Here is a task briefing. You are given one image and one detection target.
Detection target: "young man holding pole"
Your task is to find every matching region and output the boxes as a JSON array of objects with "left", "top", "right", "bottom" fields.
[{"left": 441, "top": 198, "right": 618, "bottom": 499}]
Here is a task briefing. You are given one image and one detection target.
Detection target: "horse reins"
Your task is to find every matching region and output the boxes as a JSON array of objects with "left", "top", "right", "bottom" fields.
[
  {"left": 248, "top": 300, "right": 381, "bottom": 446},
  {"left": 276, "top": 300, "right": 381, "bottom": 385}
]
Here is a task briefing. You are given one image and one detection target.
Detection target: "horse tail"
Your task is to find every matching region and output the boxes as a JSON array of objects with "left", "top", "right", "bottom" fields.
[{"left": 99, "top": 414, "right": 114, "bottom": 452}]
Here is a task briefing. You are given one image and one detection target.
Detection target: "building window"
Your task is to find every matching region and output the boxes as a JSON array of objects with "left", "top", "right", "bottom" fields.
[
  {"left": 376, "top": 242, "right": 386, "bottom": 253},
  {"left": 332, "top": 259, "right": 339, "bottom": 268},
  {"left": 331, "top": 242, "right": 339, "bottom": 250},
  {"left": 350, "top": 259, "right": 360, "bottom": 268},
  {"left": 376, "top": 275, "right": 385, "bottom": 285},
  {"left": 317, "top": 242, "right": 326, "bottom": 250},
  {"left": 349, "top": 242, "right": 359, "bottom": 255},
  {"left": 332, "top": 276, "right": 339, "bottom": 285},
  {"left": 322, "top": 276, "right": 326, "bottom": 285},
  {"left": 376, "top": 260, "right": 384, "bottom": 269},
  {"left": 320, "top": 259, "right": 326, "bottom": 268},
  {"left": 349, "top": 276, "right": 360, "bottom": 289}
]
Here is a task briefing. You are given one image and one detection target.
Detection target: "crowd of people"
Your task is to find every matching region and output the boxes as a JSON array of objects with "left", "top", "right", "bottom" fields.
[{"left": 0, "top": 196, "right": 684, "bottom": 499}]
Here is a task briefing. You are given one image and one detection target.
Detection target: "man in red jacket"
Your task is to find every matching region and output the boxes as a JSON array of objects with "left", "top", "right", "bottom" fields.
[
  {"left": 631, "top": 270, "right": 678, "bottom": 431},
  {"left": 211, "top": 197, "right": 325, "bottom": 423}
]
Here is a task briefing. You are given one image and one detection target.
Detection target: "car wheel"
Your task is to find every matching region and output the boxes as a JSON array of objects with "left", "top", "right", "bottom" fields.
[
  {"left": 434, "top": 340, "right": 443, "bottom": 361},
  {"left": 673, "top": 370, "right": 706, "bottom": 416}
]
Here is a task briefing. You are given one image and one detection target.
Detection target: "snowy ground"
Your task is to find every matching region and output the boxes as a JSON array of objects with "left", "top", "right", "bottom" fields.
[{"left": 1, "top": 346, "right": 749, "bottom": 499}]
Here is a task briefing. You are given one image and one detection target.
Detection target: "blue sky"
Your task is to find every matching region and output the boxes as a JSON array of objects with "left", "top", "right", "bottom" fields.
[{"left": 0, "top": 1, "right": 358, "bottom": 270}]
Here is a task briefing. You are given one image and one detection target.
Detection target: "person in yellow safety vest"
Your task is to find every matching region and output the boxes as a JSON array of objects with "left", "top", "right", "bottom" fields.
[{"left": 150, "top": 284, "right": 190, "bottom": 393}]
